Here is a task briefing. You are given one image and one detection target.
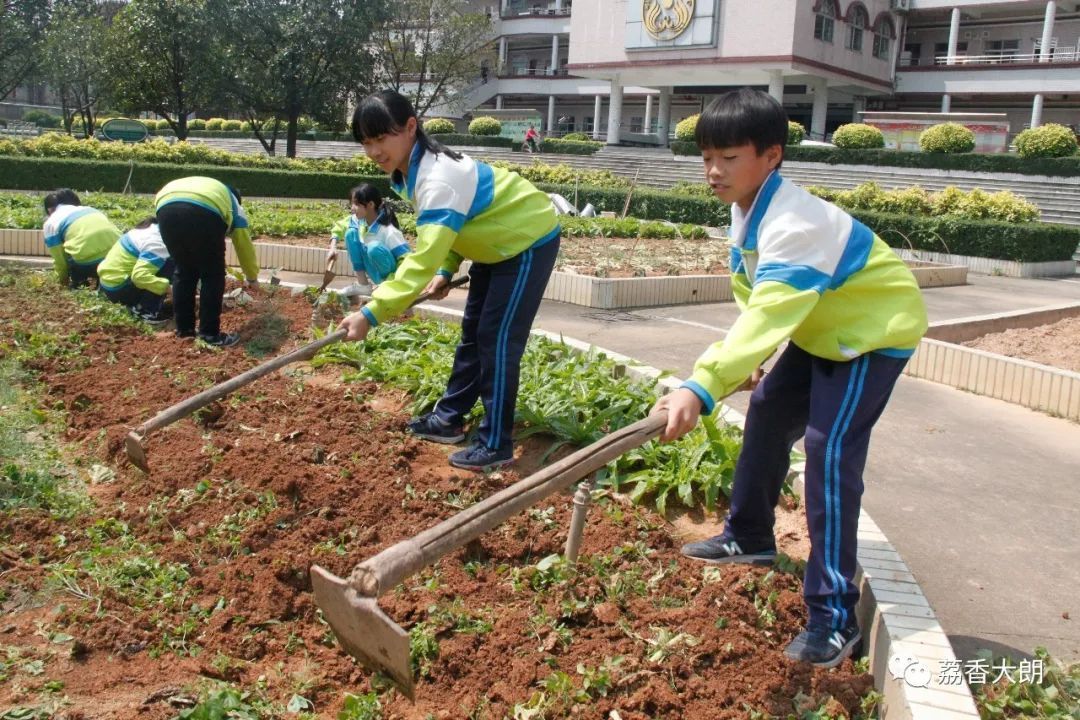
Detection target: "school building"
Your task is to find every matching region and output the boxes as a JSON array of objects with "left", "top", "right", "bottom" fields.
[{"left": 465, "top": 0, "right": 1080, "bottom": 144}]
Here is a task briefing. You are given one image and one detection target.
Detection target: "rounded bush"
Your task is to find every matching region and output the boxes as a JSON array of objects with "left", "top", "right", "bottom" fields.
[
  {"left": 919, "top": 123, "right": 975, "bottom": 154},
  {"left": 468, "top": 116, "right": 502, "bottom": 136},
  {"left": 297, "top": 116, "right": 317, "bottom": 132},
  {"left": 239, "top": 121, "right": 252, "bottom": 132},
  {"left": 222, "top": 120, "right": 242, "bottom": 132},
  {"left": 423, "top": 118, "right": 455, "bottom": 135},
  {"left": 674, "top": 114, "right": 698, "bottom": 141},
  {"left": 154, "top": 119, "right": 171, "bottom": 130},
  {"left": 205, "top": 118, "right": 225, "bottom": 131},
  {"left": 831, "top": 123, "right": 885, "bottom": 149},
  {"left": 561, "top": 131, "right": 590, "bottom": 142},
  {"left": 188, "top": 119, "right": 207, "bottom": 130},
  {"left": 1014, "top": 123, "right": 1079, "bottom": 158},
  {"left": 787, "top": 121, "right": 806, "bottom": 146},
  {"left": 23, "top": 110, "right": 61, "bottom": 128}
]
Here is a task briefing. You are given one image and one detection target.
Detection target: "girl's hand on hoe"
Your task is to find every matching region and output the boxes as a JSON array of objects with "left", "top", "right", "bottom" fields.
[
  {"left": 423, "top": 274, "right": 451, "bottom": 300},
  {"left": 338, "top": 311, "right": 371, "bottom": 342},
  {"left": 650, "top": 388, "right": 702, "bottom": 443}
]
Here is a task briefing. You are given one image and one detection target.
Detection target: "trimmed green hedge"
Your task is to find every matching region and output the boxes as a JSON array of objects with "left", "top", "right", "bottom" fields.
[
  {"left": 517, "top": 138, "right": 602, "bottom": 155},
  {"left": 151, "top": 129, "right": 352, "bottom": 141},
  {"left": 534, "top": 182, "right": 729, "bottom": 226},
  {"left": 0, "top": 155, "right": 391, "bottom": 200},
  {"left": 853, "top": 209, "right": 1080, "bottom": 263},
  {"left": 435, "top": 133, "right": 516, "bottom": 148},
  {"left": 672, "top": 141, "right": 1080, "bottom": 177}
]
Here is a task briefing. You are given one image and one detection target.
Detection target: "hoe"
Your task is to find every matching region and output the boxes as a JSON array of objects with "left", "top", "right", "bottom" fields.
[
  {"left": 124, "top": 276, "right": 469, "bottom": 473},
  {"left": 310, "top": 412, "right": 668, "bottom": 699}
]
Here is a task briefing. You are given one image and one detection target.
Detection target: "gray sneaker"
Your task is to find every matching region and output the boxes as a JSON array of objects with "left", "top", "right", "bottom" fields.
[{"left": 680, "top": 533, "right": 776, "bottom": 566}]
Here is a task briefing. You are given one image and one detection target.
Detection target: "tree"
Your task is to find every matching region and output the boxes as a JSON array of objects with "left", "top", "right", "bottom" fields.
[
  {"left": 0, "top": 0, "right": 50, "bottom": 101},
  {"left": 104, "top": 0, "right": 223, "bottom": 140},
  {"left": 43, "top": 4, "right": 108, "bottom": 136},
  {"left": 216, "top": 0, "right": 388, "bottom": 158},
  {"left": 370, "top": 0, "right": 495, "bottom": 118}
]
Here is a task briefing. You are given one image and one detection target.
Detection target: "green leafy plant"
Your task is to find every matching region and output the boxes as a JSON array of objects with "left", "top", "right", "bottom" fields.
[
  {"left": 468, "top": 116, "right": 502, "bottom": 136},
  {"left": 339, "top": 692, "right": 381, "bottom": 720},
  {"left": 831, "top": 123, "right": 885, "bottom": 149},
  {"left": 920, "top": 123, "right": 976, "bottom": 154},
  {"left": 422, "top": 118, "right": 455, "bottom": 135},
  {"left": 1015, "top": 123, "right": 1079, "bottom": 159},
  {"left": 973, "top": 647, "right": 1079, "bottom": 718},
  {"left": 788, "top": 120, "right": 806, "bottom": 145},
  {"left": 674, "top": 114, "right": 698, "bottom": 141},
  {"left": 561, "top": 132, "right": 590, "bottom": 141}
]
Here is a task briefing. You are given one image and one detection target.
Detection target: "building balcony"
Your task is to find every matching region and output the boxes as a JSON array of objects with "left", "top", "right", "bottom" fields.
[
  {"left": 498, "top": 12, "right": 570, "bottom": 36},
  {"left": 895, "top": 58, "right": 1080, "bottom": 94},
  {"left": 899, "top": 49, "right": 1079, "bottom": 67}
]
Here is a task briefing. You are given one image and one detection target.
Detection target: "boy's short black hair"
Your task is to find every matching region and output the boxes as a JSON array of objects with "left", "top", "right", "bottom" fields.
[
  {"left": 227, "top": 185, "right": 243, "bottom": 205},
  {"left": 695, "top": 88, "right": 788, "bottom": 159},
  {"left": 43, "top": 188, "right": 80, "bottom": 214}
]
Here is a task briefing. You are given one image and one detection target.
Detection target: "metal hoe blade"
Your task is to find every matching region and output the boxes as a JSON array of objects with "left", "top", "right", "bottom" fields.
[
  {"left": 125, "top": 431, "right": 150, "bottom": 473},
  {"left": 310, "top": 564, "right": 414, "bottom": 699}
]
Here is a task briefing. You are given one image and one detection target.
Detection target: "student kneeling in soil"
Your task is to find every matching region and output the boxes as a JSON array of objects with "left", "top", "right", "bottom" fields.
[
  {"left": 96, "top": 218, "right": 174, "bottom": 323},
  {"left": 650, "top": 89, "right": 928, "bottom": 668},
  {"left": 338, "top": 90, "right": 560, "bottom": 471},
  {"left": 154, "top": 177, "right": 259, "bottom": 347},
  {"left": 327, "top": 183, "right": 410, "bottom": 298},
  {"left": 42, "top": 189, "right": 122, "bottom": 288}
]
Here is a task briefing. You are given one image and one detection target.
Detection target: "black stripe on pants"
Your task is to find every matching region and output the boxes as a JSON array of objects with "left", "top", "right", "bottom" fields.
[{"left": 156, "top": 202, "right": 228, "bottom": 337}]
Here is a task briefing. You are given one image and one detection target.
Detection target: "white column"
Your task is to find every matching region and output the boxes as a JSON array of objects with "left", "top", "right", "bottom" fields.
[
  {"left": 592, "top": 95, "right": 602, "bottom": 139},
  {"left": 810, "top": 77, "right": 828, "bottom": 140},
  {"left": 658, "top": 86, "right": 672, "bottom": 146},
  {"left": 498, "top": 36, "right": 507, "bottom": 73},
  {"left": 1031, "top": 93, "right": 1044, "bottom": 128},
  {"left": 606, "top": 77, "right": 623, "bottom": 145},
  {"left": 643, "top": 95, "right": 653, "bottom": 135},
  {"left": 547, "top": 95, "right": 556, "bottom": 133},
  {"left": 555, "top": 0, "right": 563, "bottom": 9},
  {"left": 1039, "top": 1, "right": 1056, "bottom": 62},
  {"left": 941, "top": 94, "right": 951, "bottom": 113},
  {"left": 495, "top": 94, "right": 503, "bottom": 110},
  {"left": 852, "top": 96, "right": 865, "bottom": 122},
  {"left": 500, "top": 0, "right": 508, "bottom": 12},
  {"left": 946, "top": 7, "right": 961, "bottom": 64},
  {"left": 767, "top": 70, "right": 783, "bottom": 103},
  {"left": 550, "top": 35, "right": 559, "bottom": 75}
]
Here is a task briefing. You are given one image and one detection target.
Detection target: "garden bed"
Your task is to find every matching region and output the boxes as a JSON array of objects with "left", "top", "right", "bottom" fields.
[
  {"left": 962, "top": 316, "right": 1080, "bottom": 373},
  {"left": 0, "top": 264, "right": 880, "bottom": 718}
]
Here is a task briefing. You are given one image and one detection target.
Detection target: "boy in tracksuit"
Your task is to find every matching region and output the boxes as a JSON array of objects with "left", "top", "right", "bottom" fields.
[
  {"left": 155, "top": 177, "right": 260, "bottom": 347},
  {"left": 651, "top": 89, "right": 928, "bottom": 667},
  {"left": 338, "top": 90, "right": 559, "bottom": 471},
  {"left": 97, "top": 219, "right": 174, "bottom": 322},
  {"left": 42, "top": 189, "right": 121, "bottom": 287}
]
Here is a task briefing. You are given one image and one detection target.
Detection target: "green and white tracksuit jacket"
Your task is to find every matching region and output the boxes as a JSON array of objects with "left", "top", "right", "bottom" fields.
[
  {"left": 154, "top": 176, "right": 259, "bottom": 281},
  {"left": 681, "top": 170, "right": 929, "bottom": 414},
  {"left": 97, "top": 224, "right": 172, "bottom": 296},
  {"left": 42, "top": 205, "right": 121, "bottom": 284},
  {"left": 360, "top": 142, "right": 559, "bottom": 326}
]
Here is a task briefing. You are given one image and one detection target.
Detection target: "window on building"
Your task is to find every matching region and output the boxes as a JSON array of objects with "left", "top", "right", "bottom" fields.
[
  {"left": 903, "top": 42, "right": 922, "bottom": 66},
  {"left": 845, "top": 4, "right": 869, "bottom": 52},
  {"left": 934, "top": 41, "right": 968, "bottom": 63},
  {"left": 629, "top": 116, "right": 643, "bottom": 133},
  {"left": 584, "top": 116, "right": 594, "bottom": 133},
  {"left": 813, "top": 0, "right": 837, "bottom": 43},
  {"left": 558, "top": 117, "right": 575, "bottom": 133},
  {"left": 986, "top": 39, "right": 1021, "bottom": 62},
  {"left": 872, "top": 16, "right": 895, "bottom": 60}
]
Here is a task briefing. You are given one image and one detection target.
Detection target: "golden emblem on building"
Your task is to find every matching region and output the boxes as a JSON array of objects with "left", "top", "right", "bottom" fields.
[{"left": 643, "top": 0, "right": 694, "bottom": 41}]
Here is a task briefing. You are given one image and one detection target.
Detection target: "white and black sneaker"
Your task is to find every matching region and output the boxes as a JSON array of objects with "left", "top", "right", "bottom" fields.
[
  {"left": 784, "top": 623, "right": 862, "bottom": 668},
  {"left": 680, "top": 533, "right": 777, "bottom": 566}
]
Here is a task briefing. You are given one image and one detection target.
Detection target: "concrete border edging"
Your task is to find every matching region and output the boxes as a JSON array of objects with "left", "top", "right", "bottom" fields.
[
  {"left": 404, "top": 299, "right": 978, "bottom": 720},
  {"left": 896, "top": 248, "right": 1075, "bottom": 279}
]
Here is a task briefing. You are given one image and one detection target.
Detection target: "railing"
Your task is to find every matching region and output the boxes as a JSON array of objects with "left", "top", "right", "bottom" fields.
[
  {"left": 899, "top": 49, "right": 1078, "bottom": 67},
  {"left": 501, "top": 67, "right": 571, "bottom": 77},
  {"left": 500, "top": 7, "right": 571, "bottom": 18}
]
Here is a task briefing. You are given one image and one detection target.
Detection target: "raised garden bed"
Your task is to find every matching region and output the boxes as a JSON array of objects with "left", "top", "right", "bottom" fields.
[
  {"left": 0, "top": 264, "right": 884, "bottom": 718},
  {"left": 963, "top": 315, "right": 1080, "bottom": 373}
]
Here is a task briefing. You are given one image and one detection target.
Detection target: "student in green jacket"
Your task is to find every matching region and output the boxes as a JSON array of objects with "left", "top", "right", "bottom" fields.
[
  {"left": 42, "top": 189, "right": 121, "bottom": 287},
  {"left": 155, "top": 177, "right": 259, "bottom": 347},
  {"left": 97, "top": 218, "right": 174, "bottom": 323},
  {"left": 651, "top": 89, "right": 928, "bottom": 669},
  {"left": 338, "top": 90, "right": 560, "bottom": 471},
  {"left": 327, "top": 183, "right": 410, "bottom": 297}
]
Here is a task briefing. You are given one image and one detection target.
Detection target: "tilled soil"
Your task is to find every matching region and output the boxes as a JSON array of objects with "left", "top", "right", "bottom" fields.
[
  {"left": 963, "top": 315, "right": 1080, "bottom": 374},
  {"left": 0, "top": 267, "right": 872, "bottom": 719}
]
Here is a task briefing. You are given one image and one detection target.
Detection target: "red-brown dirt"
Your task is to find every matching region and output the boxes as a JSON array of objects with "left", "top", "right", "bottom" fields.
[{"left": 0, "top": 265, "right": 873, "bottom": 719}]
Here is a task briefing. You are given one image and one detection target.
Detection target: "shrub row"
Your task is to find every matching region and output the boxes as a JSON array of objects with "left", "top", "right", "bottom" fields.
[{"left": 516, "top": 138, "right": 602, "bottom": 155}]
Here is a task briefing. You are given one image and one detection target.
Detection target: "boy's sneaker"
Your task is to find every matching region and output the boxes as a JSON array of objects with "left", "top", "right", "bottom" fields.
[
  {"left": 680, "top": 532, "right": 776, "bottom": 566},
  {"left": 449, "top": 441, "right": 514, "bottom": 471},
  {"left": 198, "top": 332, "right": 240, "bottom": 347},
  {"left": 407, "top": 412, "right": 465, "bottom": 444},
  {"left": 784, "top": 623, "right": 862, "bottom": 668}
]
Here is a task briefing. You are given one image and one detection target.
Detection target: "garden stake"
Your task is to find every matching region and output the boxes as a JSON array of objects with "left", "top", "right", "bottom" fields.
[
  {"left": 564, "top": 475, "right": 595, "bottom": 566},
  {"left": 310, "top": 412, "right": 668, "bottom": 700},
  {"left": 124, "top": 275, "right": 470, "bottom": 473}
]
